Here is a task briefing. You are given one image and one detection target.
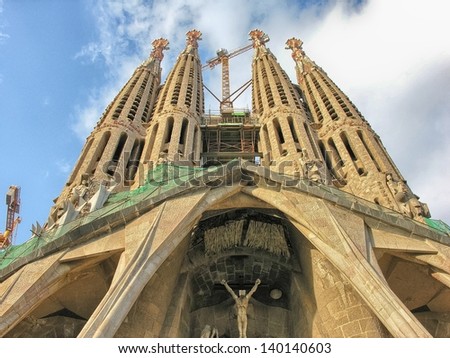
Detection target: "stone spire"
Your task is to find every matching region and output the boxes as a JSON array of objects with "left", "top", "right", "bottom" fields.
[
  {"left": 185, "top": 29, "right": 202, "bottom": 54},
  {"left": 142, "top": 38, "right": 170, "bottom": 70},
  {"left": 249, "top": 28, "right": 270, "bottom": 58},
  {"left": 286, "top": 37, "right": 430, "bottom": 220},
  {"left": 250, "top": 29, "right": 328, "bottom": 183},
  {"left": 49, "top": 38, "right": 168, "bottom": 226},
  {"left": 140, "top": 30, "right": 204, "bottom": 169}
]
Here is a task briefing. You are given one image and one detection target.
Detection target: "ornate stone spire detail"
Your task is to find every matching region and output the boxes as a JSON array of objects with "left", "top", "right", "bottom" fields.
[
  {"left": 249, "top": 29, "right": 269, "bottom": 48},
  {"left": 150, "top": 38, "right": 170, "bottom": 61},
  {"left": 285, "top": 37, "right": 318, "bottom": 74},
  {"left": 142, "top": 38, "right": 169, "bottom": 70},
  {"left": 185, "top": 29, "right": 202, "bottom": 53},
  {"left": 249, "top": 29, "right": 270, "bottom": 58},
  {"left": 285, "top": 37, "right": 304, "bottom": 61}
]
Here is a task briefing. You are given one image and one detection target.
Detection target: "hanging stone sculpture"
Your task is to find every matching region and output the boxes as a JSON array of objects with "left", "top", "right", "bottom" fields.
[{"left": 221, "top": 279, "right": 261, "bottom": 338}]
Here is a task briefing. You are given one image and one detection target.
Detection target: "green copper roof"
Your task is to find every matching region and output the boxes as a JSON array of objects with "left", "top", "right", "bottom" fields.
[{"left": 0, "top": 163, "right": 212, "bottom": 272}]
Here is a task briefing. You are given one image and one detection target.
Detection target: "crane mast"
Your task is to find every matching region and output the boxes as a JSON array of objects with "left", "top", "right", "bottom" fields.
[
  {"left": 220, "top": 53, "right": 232, "bottom": 113},
  {"left": 0, "top": 186, "right": 21, "bottom": 249},
  {"left": 203, "top": 43, "right": 254, "bottom": 114}
]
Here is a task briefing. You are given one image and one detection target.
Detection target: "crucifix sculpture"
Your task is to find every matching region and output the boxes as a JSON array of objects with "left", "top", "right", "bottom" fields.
[{"left": 221, "top": 279, "right": 261, "bottom": 338}]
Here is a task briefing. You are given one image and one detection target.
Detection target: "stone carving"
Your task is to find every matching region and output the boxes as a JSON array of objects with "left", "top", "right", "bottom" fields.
[
  {"left": 249, "top": 29, "right": 268, "bottom": 48},
  {"left": 299, "top": 150, "right": 324, "bottom": 183},
  {"left": 221, "top": 279, "right": 261, "bottom": 338},
  {"left": 244, "top": 220, "right": 290, "bottom": 257},
  {"left": 204, "top": 220, "right": 244, "bottom": 256},
  {"left": 386, "top": 173, "right": 429, "bottom": 220},
  {"left": 200, "top": 325, "right": 219, "bottom": 338},
  {"left": 386, "top": 173, "right": 408, "bottom": 203},
  {"left": 285, "top": 37, "right": 304, "bottom": 61},
  {"left": 304, "top": 160, "right": 323, "bottom": 183},
  {"left": 186, "top": 29, "right": 202, "bottom": 49},
  {"left": 150, "top": 38, "right": 169, "bottom": 61},
  {"left": 69, "top": 177, "right": 90, "bottom": 207},
  {"left": 47, "top": 174, "right": 115, "bottom": 229}
]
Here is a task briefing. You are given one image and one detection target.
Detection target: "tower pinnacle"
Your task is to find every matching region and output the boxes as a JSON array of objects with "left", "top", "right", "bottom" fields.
[
  {"left": 150, "top": 38, "right": 170, "bottom": 61},
  {"left": 186, "top": 29, "right": 202, "bottom": 51},
  {"left": 249, "top": 29, "right": 269, "bottom": 48},
  {"left": 285, "top": 37, "right": 304, "bottom": 61},
  {"left": 142, "top": 38, "right": 169, "bottom": 70}
]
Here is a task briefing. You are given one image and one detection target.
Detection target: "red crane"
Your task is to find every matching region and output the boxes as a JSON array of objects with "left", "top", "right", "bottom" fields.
[{"left": 0, "top": 186, "right": 21, "bottom": 249}]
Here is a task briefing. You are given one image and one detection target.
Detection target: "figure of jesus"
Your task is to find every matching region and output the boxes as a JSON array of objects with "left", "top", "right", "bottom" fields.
[{"left": 221, "top": 278, "right": 261, "bottom": 338}]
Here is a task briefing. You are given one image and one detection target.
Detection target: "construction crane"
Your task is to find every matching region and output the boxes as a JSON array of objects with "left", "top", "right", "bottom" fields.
[
  {"left": 203, "top": 33, "right": 270, "bottom": 115},
  {"left": 203, "top": 44, "right": 253, "bottom": 114},
  {"left": 0, "top": 186, "right": 21, "bottom": 249},
  {"left": 202, "top": 42, "right": 256, "bottom": 114}
]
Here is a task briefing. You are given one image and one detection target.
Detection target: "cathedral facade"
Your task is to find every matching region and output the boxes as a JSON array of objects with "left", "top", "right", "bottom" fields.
[{"left": 1, "top": 30, "right": 449, "bottom": 338}]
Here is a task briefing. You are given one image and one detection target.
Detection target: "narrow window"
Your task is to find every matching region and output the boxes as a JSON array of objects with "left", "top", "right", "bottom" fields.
[
  {"left": 144, "top": 123, "right": 158, "bottom": 162},
  {"left": 87, "top": 131, "right": 111, "bottom": 175},
  {"left": 328, "top": 137, "right": 343, "bottom": 169},
  {"left": 180, "top": 118, "right": 189, "bottom": 145},
  {"left": 319, "top": 140, "right": 332, "bottom": 172},
  {"left": 126, "top": 139, "right": 144, "bottom": 182},
  {"left": 164, "top": 117, "right": 174, "bottom": 144},
  {"left": 340, "top": 131, "right": 357, "bottom": 161},
  {"left": 304, "top": 122, "right": 320, "bottom": 158},
  {"left": 107, "top": 132, "right": 128, "bottom": 176},
  {"left": 192, "top": 125, "right": 200, "bottom": 160},
  {"left": 288, "top": 117, "right": 299, "bottom": 143},
  {"left": 273, "top": 118, "right": 285, "bottom": 144},
  {"left": 261, "top": 124, "right": 271, "bottom": 154},
  {"left": 340, "top": 131, "right": 365, "bottom": 175}
]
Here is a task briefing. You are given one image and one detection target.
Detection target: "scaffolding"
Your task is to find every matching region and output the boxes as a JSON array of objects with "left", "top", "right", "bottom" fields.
[{"left": 201, "top": 109, "right": 261, "bottom": 164}]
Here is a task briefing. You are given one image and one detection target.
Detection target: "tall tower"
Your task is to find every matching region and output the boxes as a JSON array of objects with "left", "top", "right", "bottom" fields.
[
  {"left": 286, "top": 37, "right": 430, "bottom": 221},
  {"left": 141, "top": 30, "right": 204, "bottom": 168},
  {"left": 47, "top": 38, "right": 169, "bottom": 226},
  {"left": 1, "top": 30, "right": 449, "bottom": 339},
  {"left": 250, "top": 30, "right": 328, "bottom": 183}
]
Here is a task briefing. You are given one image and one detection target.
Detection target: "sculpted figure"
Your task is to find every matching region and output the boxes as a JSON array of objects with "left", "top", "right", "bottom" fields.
[
  {"left": 386, "top": 173, "right": 408, "bottom": 202},
  {"left": 70, "top": 178, "right": 90, "bottom": 207},
  {"left": 305, "top": 160, "right": 323, "bottom": 183},
  {"left": 299, "top": 150, "right": 323, "bottom": 183},
  {"left": 385, "top": 173, "right": 429, "bottom": 219},
  {"left": 221, "top": 279, "right": 261, "bottom": 338},
  {"left": 200, "top": 324, "right": 219, "bottom": 338}
]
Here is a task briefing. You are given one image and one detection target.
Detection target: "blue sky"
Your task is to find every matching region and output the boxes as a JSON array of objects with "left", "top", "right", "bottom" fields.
[{"left": 0, "top": 0, "right": 449, "bottom": 245}]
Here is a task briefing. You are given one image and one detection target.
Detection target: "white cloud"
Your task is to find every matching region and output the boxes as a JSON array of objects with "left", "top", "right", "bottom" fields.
[
  {"left": 42, "top": 96, "right": 51, "bottom": 107},
  {"left": 73, "top": 0, "right": 450, "bottom": 222},
  {"left": 0, "top": 32, "right": 8, "bottom": 41},
  {"left": 0, "top": 0, "right": 8, "bottom": 44},
  {"left": 56, "top": 159, "right": 72, "bottom": 174}
]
